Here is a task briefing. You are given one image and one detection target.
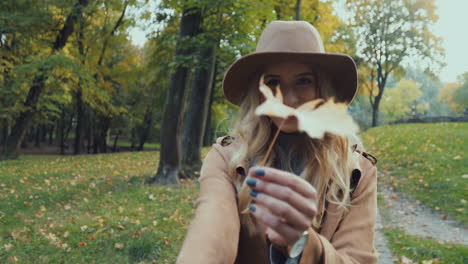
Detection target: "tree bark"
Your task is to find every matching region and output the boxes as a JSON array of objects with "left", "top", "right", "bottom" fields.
[
  {"left": 74, "top": 89, "right": 84, "bottom": 154},
  {"left": 295, "top": 0, "right": 302, "bottom": 20},
  {"left": 74, "top": 21, "right": 86, "bottom": 154},
  {"left": 203, "top": 60, "right": 217, "bottom": 147},
  {"left": 34, "top": 125, "right": 41, "bottom": 148},
  {"left": 181, "top": 42, "right": 217, "bottom": 176},
  {"left": 371, "top": 67, "right": 388, "bottom": 127},
  {"left": 48, "top": 124, "right": 54, "bottom": 145},
  {"left": 137, "top": 107, "right": 153, "bottom": 151},
  {"left": 112, "top": 130, "right": 121, "bottom": 152},
  {"left": 1, "top": 0, "right": 89, "bottom": 159},
  {"left": 151, "top": 7, "right": 202, "bottom": 185}
]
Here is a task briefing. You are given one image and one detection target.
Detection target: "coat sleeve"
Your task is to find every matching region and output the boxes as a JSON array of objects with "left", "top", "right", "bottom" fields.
[
  {"left": 176, "top": 144, "right": 240, "bottom": 264},
  {"left": 300, "top": 162, "right": 378, "bottom": 264}
]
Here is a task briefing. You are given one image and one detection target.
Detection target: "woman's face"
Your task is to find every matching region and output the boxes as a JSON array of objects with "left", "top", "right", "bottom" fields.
[{"left": 262, "top": 62, "right": 318, "bottom": 133}]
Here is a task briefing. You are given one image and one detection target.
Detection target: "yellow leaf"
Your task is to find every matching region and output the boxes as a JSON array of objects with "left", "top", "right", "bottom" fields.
[
  {"left": 255, "top": 74, "right": 359, "bottom": 139},
  {"left": 114, "top": 243, "right": 124, "bottom": 249}
]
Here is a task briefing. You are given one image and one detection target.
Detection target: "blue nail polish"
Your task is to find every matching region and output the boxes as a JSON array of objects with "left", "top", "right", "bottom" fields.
[
  {"left": 246, "top": 178, "right": 257, "bottom": 187},
  {"left": 249, "top": 190, "right": 258, "bottom": 198},
  {"left": 255, "top": 168, "right": 265, "bottom": 176},
  {"left": 249, "top": 204, "right": 256, "bottom": 212}
]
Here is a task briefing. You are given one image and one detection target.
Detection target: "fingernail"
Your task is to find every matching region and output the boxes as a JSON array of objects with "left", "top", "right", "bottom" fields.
[
  {"left": 249, "top": 204, "right": 256, "bottom": 212},
  {"left": 246, "top": 178, "right": 257, "bottom": 187},
  {"left": 249, "top": 190, "right": 258, "bottom": 198},
  {"left": 255, "top": 168, "right": 265, "bottom": 176}
]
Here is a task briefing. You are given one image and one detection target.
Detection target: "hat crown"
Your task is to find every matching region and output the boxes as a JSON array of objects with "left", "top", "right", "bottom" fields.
[{"left": 256, "top": 21, "right": 325, "bottom": 53}]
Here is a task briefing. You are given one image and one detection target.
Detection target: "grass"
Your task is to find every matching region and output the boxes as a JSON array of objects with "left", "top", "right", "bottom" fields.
[
  {"left": 0, "top": 152, "right": 198, "bottom": 263},
  {"left": 116, "top": 142, "right": 160, "bottom": 149},
  {"left": 383, "top": 227, "right": 468, "bottom": 264},
  {"left": 1, "top": 122, "right": 466, "bottom": 262},
  {"left": 362, "top": 122, "right": 467, "bottom": 224}
]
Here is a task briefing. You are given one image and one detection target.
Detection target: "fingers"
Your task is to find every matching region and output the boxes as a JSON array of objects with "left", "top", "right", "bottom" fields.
[
  {"left": 246, "top": 176, "right": 317, "bottom": 218},
  {"left": 250, "top": 190, "right": 310, "bottom": 230},
  {"left": 249, "top": 166, "right": 317, "bottom": 200},
  {"left": 249, "top": 203, "right": 302, "bottom": 245}
]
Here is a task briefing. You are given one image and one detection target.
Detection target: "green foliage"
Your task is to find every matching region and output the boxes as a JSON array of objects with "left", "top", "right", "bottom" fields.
[
  {"left": 363, "top": 123, "right": 467, "bottom": 224},
  {"left": 405, "top": 67, "right": 450, "bottom": 116},
  {"left": 452, "top": 72, "right": 468, "bottom": 112},
  {"left": 380, "top": 79, "right": 425, "bottom": 122}
]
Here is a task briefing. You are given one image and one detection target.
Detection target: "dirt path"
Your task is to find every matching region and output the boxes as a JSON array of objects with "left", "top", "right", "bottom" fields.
[
  {"left": 374, "top": 210, "right": 395, "bottom": 264},
  {"left": 379, "top": 186, "right": 468, "bottom": 245}
]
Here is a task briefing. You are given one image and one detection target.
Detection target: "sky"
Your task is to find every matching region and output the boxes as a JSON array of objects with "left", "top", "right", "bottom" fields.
[{"left": 127, "top": 0, "right": 468, "bottom": 83}]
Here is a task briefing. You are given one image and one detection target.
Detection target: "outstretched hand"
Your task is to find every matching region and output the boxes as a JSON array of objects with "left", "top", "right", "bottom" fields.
[{"left": 246, "top": 166, "right": 318, "bottom": 247}]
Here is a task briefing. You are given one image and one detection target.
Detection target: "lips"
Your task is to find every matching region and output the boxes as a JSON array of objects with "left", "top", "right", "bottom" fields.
[{"left": 286, "top": 116, "right": 297, "bottom": 121}]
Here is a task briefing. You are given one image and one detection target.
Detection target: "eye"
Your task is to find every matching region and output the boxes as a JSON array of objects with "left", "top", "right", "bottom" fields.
[
  {"left": 265, "top": 79, "right": 280, "bottom": 88},
  {"left": 297, "top": 77, "right": 313, "bottom": 85}
]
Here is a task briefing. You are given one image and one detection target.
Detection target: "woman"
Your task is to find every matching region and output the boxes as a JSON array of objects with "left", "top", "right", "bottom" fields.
[{"left": 177, "top": 21, "right": 378, "bottom": 264}]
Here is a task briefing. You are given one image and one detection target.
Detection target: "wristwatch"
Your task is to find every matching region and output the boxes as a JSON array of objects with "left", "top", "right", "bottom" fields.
[{"left": 288, "top": 231, "right": 309, "bottom": 258}]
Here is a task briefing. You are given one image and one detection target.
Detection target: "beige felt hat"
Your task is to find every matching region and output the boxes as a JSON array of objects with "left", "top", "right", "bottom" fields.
[{"left": 222, "top": 20, "right": 358, "bottom": 105}]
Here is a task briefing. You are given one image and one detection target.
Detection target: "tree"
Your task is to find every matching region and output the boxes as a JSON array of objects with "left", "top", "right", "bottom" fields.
[
  {"left": 1, "top": 0, "right": 89, "bottom": 159},
  {"left": 452, "top": 72, "right": 468, "bottom": 114},
  {"left": 438, "top": 73, "right": 468, "bottom": 115},
  {"left": 345, "top": 0, "right": 444, "bottom": 126},
  {"left": 380, "top": 79, "right": 424, "bottom": 121},
  {"left": 151, "top": 6, "right": 203, "bottom": 185}
]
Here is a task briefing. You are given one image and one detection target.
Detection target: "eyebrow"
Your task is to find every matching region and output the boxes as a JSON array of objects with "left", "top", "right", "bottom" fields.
[
  {"left": 264, "top": 72, "right": 314, "bottom": 78},
  {"left": 296, "top": 72, "right": 315, "bottom": 77}
]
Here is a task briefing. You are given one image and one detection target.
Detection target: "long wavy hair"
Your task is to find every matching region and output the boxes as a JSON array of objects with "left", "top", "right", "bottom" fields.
[{"left": 228, "top": 69, "right": 362, "bottom": 235}]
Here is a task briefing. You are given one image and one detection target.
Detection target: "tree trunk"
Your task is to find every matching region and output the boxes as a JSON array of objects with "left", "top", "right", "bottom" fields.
[
  {"left": 47, "top": 124, "right": 53, "bottom": 145},
  {"left": 181, "top": 42, "right": 217, "bottom": 177},
  {"left": 59, "top": 111, "right": 66, "bottom": 155},
  {"left": 130, "top": 127, "right": 136, "bottom": 150},
  {"left": 1, "top": 121, "right": 8, "bottom": 148},
  {"left": 87, "top": 116, "right": 92, "bottom": 153},
  {"left": 371, "top": 71, "right": 388, "bottom": 127},
  {"left": 34, "top": 125, "right": 41, "bottom": 148},
  {"left": 137, "top": 108, "right": 152, "bottom": 151},
  {"left": 203, "top": 60, "right": 217, "bottom": 147},
  {"left": 112, "top": 130, "right": 121, "bottom": 152},
  {"left": 74, "top": 89, "right": 84, "bottom": 154},
  {"left": 295, "top": 0, "right": 302, "bottom": 20},
  {"left": 0, "top": 0, "right": 89, "bottom": 159},
  {"left": 151, "top": 7, "right": 202, "bottom": 185}
]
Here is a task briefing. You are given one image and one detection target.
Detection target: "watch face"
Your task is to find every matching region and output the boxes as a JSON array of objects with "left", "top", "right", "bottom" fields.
[{"left": 289, "top": 233, "right": 308, "bottom": 258}]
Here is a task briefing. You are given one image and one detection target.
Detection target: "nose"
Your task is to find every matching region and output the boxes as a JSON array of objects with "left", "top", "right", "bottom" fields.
[{"left": 282, "top": 88, "right": 300, "bottom": 108}]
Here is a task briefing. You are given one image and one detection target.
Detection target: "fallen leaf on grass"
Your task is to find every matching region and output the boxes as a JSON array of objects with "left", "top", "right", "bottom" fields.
[
  {"left": 4, "top": 243, "right": 13, "bottom": 251},
  {"left": 400, "top": 256, "right": 415, "bottom": 264},
  {"left": 77, "top": 241, "right": 87, "bottom": 247},
  {"left": 114, "top": 243, "right": 124, "bottom": 249}
]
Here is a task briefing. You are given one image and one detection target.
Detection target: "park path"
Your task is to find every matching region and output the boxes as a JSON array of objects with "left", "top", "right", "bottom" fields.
[
  {"left": 379, "top": 185, "right": 468, "bottom": 245},
  {"left": 374, "top": 209, "right": 395, "bottom": 264}
]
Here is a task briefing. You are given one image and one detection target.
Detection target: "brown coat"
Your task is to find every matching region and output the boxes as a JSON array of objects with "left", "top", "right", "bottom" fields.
[{"left": 177, "top": 136, "right": 378, "bottom": 264}]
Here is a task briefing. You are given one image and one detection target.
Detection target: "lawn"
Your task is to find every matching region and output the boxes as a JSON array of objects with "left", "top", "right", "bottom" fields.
[
  {"left": 383, "top": 227, "right": 468, "bottom": 264},
  {"left": 1, "top": 123, "right": 466, "bottom": 263},
  {"left": 362, "top": 122, "right": 467, "bottom": 224},
  {"left": 0, "top": 152, "right": 198, "bottom": 263},
  {"left": 116, "top": 141, "right": 160, "bottom": 150}
]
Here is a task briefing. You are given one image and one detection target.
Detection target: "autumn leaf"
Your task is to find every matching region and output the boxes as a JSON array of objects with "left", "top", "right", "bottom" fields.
[
  {"left": 255, "top": 75, "right": 358, "bottom": 139},
  {"left": 114, "top": 242, "right": 124, "bottom": 249}
]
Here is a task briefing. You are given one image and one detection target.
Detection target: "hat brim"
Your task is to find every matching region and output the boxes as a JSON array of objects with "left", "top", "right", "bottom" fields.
[{"left": 222, "top": 52, "right": 358, "bottom": 105}]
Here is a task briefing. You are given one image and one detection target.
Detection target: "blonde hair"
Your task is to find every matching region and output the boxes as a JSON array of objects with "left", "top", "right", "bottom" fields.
[{"left": 229, "top": 69, "right": 361, "bottom": 235}]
